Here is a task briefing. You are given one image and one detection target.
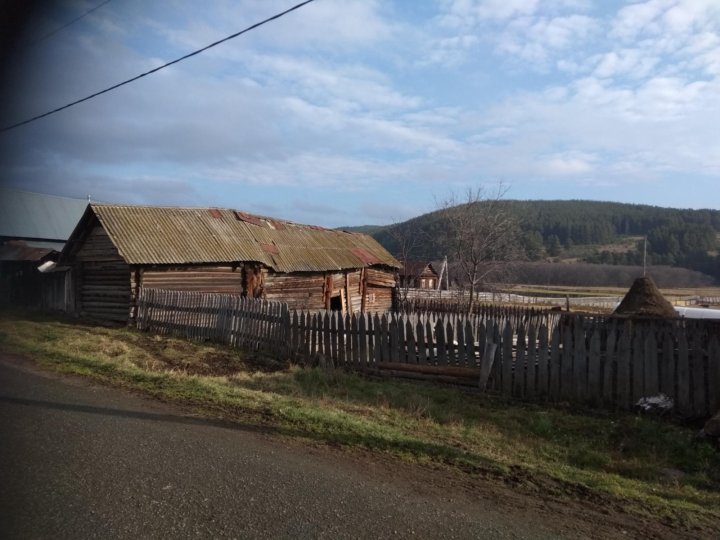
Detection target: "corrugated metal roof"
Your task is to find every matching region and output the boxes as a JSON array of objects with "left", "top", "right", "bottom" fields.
[
  {"left": 89, "top": 205, "right": 400, "bottom": 272},
  {"left": 0, "top": 188, "right": 88, "bottom": 241},
  {"left": 0, "top": 240, "right": 59, "bottom": 262}
]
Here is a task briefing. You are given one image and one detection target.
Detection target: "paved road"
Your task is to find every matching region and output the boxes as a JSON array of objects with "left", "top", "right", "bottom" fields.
[{"left": 0, "top": 356, "right": 569, "bottom": 539}]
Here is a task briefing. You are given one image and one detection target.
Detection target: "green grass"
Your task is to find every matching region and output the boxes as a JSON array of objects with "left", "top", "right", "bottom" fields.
[{"left": 1, "top": 311, "right": 719, "bottom": 528}]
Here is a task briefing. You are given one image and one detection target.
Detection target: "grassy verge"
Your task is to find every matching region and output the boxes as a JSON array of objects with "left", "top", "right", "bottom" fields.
[{"left": 1, "top": 312, "right": 719, "bottom": 528}]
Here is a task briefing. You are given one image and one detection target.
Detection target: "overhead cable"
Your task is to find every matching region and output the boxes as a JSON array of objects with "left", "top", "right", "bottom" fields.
[
  {"left": 0, "top": 0, "right": 316, "bottom": 133},
  {"left": 22, "top": 0, "right": 114, "bottom": 50}
]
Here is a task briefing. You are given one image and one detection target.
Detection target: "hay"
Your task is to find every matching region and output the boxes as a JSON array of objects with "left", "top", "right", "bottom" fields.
[{"left": 612, "top": 276, "right": 678, "bottom": 319}]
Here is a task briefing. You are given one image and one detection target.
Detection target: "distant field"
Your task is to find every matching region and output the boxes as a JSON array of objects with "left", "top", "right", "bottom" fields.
[{"left": 499, "top": 284, "right": 720, "bottom": 300}]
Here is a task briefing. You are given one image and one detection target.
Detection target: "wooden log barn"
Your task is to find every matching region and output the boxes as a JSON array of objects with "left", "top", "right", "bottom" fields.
[
  {"left": 398, "top": 261, "right": 440, "bottom": 290},
  {"left": 60, "top": 204, "right": 400, "bottom": 324}
]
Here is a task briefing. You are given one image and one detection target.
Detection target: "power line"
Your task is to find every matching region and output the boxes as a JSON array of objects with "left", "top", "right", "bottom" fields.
[
  {"left": 22, "top": 0, "right": 114, "bottom": 50},
  {"left": 1, "top": 0, "right": 316, "bottom": 133}
]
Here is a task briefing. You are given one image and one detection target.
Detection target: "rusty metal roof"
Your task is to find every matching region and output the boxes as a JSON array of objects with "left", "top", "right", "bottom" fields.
[
  {"left": 87, "top": 205, "right": 400, "bottom": 272},
  {"left": 0, "top": 240, "right": 59, "bottom": 262}
]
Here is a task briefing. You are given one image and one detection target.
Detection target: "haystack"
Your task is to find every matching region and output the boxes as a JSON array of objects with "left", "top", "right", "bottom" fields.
[{"left": 612, "top": 276, "right": 677, "bottom": 319}]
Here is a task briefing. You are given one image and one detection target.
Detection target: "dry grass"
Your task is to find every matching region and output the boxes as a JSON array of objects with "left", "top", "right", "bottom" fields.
[{"left": 1, "top": 312, "right": 719, "bottom": 529}]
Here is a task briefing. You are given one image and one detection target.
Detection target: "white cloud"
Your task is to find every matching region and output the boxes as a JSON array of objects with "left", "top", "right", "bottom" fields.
[
  {"left": 498, "top": 14, "right": 598, "bottom": 64},
  {"left": 541, "top": 151, "right": 596, "bottom": 175},
  {"left": 592, "top": 48, "right": 660, "bottom": 79}
]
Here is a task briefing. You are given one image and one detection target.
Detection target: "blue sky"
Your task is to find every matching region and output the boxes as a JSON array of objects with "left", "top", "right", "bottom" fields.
[{"left": 1, "top": 0, "right": 719, "bottom": 226}]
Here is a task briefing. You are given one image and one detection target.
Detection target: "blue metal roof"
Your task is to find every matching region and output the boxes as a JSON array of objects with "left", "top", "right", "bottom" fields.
[{"left": 0, "top": 188, "right": 88, "bottom": 242}]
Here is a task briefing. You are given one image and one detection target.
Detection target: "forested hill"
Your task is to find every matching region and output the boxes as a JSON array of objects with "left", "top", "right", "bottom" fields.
[{"left": 362, "top": 200, "right": 720, "bottom": 280}]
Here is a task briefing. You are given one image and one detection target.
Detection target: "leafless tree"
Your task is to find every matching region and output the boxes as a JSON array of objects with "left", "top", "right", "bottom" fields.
[
  {"left": 386, "top": 216, "right": 426, "bottom": 306},
  {"left": 437, "top": 184, "right": 522, "bottom": 313}
]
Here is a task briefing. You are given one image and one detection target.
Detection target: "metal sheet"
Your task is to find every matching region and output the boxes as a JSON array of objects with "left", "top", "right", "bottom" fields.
[
  {"left": 90, "top": 205, "right": 400, "bottom": 272},
  {"left": 0, "top": 187, "right": 87, "bottom": 241}
]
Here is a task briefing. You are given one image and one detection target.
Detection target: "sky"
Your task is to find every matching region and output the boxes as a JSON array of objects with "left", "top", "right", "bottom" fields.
[{"left": 0, "top": 0, "right": 719, "bottom": 227}]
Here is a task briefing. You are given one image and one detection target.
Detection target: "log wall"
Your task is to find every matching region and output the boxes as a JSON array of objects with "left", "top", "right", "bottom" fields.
[
  {"left": 139, "top": 266, "right": 243, "bottom": 293},
  {"left": 74, "top": 224, "right": 131, "bottom": 324},
  {"left": 263, "top": 272, "right": 327, "bottom": 310}
]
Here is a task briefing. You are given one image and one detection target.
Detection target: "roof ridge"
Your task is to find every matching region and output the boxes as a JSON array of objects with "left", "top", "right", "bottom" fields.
[
  {"left": 0, "top": 186, "right": 87, "bottom": 203},
  {"left": 91, "top": 203, "right": 324, "bottom": 229}
]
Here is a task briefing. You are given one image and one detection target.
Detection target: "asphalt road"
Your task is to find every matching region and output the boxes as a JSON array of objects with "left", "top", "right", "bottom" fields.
[{"left": 0, "top": 356, "right": 568, "bottom": 539}]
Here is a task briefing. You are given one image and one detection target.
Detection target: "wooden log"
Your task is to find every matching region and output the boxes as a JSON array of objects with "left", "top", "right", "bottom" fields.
[{"left": 376, "top": 362, "right": 481, "bottom": 378}]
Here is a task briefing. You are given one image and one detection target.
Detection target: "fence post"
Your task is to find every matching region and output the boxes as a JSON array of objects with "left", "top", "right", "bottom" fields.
[{"left": 709, "top": 336, "right": 720, "bottom": 414}]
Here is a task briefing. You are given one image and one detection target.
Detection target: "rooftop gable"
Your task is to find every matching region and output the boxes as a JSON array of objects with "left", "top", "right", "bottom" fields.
[
  {"left": 0, "top": 188, "right": 88, "bottom": 242},
  {"left": 67, "top": 204, "right": 400, "bottom": 273}
]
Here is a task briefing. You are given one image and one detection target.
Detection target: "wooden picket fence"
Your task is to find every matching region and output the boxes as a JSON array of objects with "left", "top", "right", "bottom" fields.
[
  {"left": 136, "top": 288, "right": 720, "bottom": 417},
  {"left": 136, "top": 288, "right": 290, "bottom": 358}
]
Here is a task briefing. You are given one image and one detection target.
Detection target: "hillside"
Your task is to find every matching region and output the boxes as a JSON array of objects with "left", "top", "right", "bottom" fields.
[{"left": 367, "top": 200, "right": 720, "bottom": 283}]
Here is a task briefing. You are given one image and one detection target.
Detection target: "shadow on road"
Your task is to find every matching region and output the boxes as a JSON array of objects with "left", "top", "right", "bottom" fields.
[{"left": 0, "top": 395, "right": 276, "bottom": 435}]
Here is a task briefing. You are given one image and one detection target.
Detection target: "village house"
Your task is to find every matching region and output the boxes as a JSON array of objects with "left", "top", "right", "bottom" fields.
[
  {"left": 0, "top": 188, "right": 87, "bottom": 309},
  {"left": 398, "top": 261, "right": 440, "bottom": 290},
  {"left": 60, "top": 204, "right": 400, "bottom": 324}
]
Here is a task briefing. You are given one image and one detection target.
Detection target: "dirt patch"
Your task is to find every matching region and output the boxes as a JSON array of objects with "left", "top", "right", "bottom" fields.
[
  {"left": 111, "top": 332, "right": 287, "bottom": 376},
  {"left": 613, "top": 276, "right": 678, "bottom": 319}
]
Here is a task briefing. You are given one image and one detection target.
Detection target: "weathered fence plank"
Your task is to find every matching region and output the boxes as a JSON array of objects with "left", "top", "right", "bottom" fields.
[{"left": 136, "top": 288, "right": 717, "bottom": 415}]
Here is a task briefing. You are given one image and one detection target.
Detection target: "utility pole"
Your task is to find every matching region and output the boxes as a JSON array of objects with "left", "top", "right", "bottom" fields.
[{"left": 436, "top": 256, "right": 448, "bottom": 291}]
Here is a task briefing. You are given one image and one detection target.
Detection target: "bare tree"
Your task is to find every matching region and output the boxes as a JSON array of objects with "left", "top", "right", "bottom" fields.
[
  {"left": 386, "top": 217, "right": 426, "bottom": 306},
  {"left": 438, "top": 184, "right": 521, "bottom": 313}
]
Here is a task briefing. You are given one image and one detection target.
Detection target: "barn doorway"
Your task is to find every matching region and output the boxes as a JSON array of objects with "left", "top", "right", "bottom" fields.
[{"left": 330, "top": 295, "right": 342, "bottom": 311}]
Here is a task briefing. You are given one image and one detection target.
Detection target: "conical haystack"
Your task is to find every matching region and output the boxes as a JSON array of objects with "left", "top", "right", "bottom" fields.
[{"left": 613, "top": 276, "right": 677, "bottom": 319}]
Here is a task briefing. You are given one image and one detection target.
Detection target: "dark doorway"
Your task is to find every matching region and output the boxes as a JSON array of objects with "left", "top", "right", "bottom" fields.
[{"left": 330, "top": 295, "right": 342, "bottom": 311}]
